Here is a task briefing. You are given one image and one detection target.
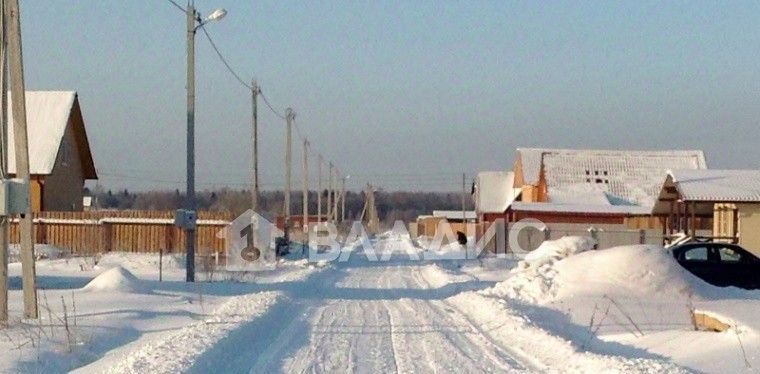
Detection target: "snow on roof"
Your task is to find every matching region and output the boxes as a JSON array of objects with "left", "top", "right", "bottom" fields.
[
  {"left": 7, "top": 91, "right": 77, "bottom": 175},
  {"left": 473, "top": 171, "right": 521, "bottom": 214},
  {"left": 432, "top": 210, "right": 477, "bottom": 220},
  {"left": 510, "top": 202, "right": 652, "bottom": 215},
  {"left": 547, "top": 184, "right": 612, "bottom": 205},
  {"left": 669, "top": 169, "right": 760, "bottom": 202},
  {"left": 516, "top": 148, "right": 707, "bottom": 207}
]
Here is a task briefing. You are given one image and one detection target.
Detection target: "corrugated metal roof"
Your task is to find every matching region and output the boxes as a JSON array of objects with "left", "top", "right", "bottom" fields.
[
  {"left": 7, "top": 91, "right": 77, "bottom": 175},
  {"left": 669, "top": 169, "right": 760, "bottom": 202},
  {"left": 516, "top": 148, "right": 707, "bottom": 206}
]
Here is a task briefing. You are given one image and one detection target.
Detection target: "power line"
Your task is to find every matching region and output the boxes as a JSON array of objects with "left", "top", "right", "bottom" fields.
[
  {"left": 259, "top": 90, "right": 286, "bottom": 120},
  {"left": 199, "top": 24, "right": 252, "bottom": 91},
  {"left": 165, "top": 0, "right": 186, "bottom": 13},
  {"left": 178, "top": 6, "right": 349, "bottom": 190}
]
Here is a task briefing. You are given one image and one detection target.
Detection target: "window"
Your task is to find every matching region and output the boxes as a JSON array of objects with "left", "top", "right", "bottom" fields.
[
  {"left": 682, "top": 247, "right": 708, "bottom": 262},
  {"left": 718, "top": 247, "right": 743, "bottom": 263}
]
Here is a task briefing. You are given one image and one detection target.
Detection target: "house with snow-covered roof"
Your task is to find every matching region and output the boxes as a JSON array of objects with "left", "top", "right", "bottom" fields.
[
  {"left": 514, "top": 148, "right": 707, "bottom": 206},
  {"left": 475, "top": 148, "right": 707, "bottom": 229},
  {"left": 7, "top": 91, "right": 97, "bottom": 212},
  {"left": 653, "top": 169, "right": 760, "bottom": 256}
]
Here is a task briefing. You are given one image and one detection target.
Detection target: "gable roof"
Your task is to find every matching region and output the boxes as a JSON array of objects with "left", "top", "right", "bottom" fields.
[
  {"left": 473, "top": 171, "right": 521, "bottom": 214},
  {"left": 516, "top": 148, "right": 707, "bottom": 207},
  {"left": 6, "top": 91, "right": 96, "bottom": 178},
  {"left": 667, "top": 169, "right": 760, "bottom": 202}
]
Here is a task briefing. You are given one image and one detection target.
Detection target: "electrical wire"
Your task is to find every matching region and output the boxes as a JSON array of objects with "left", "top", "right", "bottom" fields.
[
  {"left": 199, "top": 24, "right": 252, "bottom": 91},
  {"left": 259, "top": 90, "right": 287, "bottom": 120},
  {"left": 165, "top": 0, "right": 186, "bottom": 13},
  {"left": 163, "top": 3, "right": 348, "bottom": 186}
]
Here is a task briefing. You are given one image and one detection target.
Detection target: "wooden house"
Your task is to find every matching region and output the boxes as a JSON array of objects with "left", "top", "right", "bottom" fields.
[
  {"left": 7, "top": 91, "right": 97, "bottom": 212},
  {"left": 505, "top": 148, "right": 707, "bottom": 228}
]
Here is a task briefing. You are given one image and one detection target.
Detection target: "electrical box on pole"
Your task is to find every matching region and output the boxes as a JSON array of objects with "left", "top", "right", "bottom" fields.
[{"left": 0, "top": 179, "right": 29, "bottom": 216}]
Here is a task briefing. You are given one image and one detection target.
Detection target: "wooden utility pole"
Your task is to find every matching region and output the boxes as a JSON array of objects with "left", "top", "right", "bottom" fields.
[
  {"left": 302, "top": 139, "right": 309, "bottom": 247},
  {"left": 284, "top": 108, "right": 294, "bottom": 244},
  {"left": 250, "top": 79, "right": 259, "bottom": 211},
  {"left": 7, "top": 0, "right": 36, "bottom": 318},
  {"left": 317, "top": 155, "right": 322, "bottom": 224},
  {"left": 0, "top": 0, "right": 8, "bottom": 324},
  {"left": 327, "top": 162, "right": 333, "bottom": 224}
]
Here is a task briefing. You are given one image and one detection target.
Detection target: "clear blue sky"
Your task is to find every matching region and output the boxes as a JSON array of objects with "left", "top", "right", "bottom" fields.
[{"left": 20, "top": 0, "right": 760, "bottom": 191}]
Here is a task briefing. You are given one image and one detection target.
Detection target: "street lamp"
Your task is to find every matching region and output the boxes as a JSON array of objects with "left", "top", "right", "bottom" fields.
[{"left": 182, "top": 4, "right": 226, "bottom": 282}]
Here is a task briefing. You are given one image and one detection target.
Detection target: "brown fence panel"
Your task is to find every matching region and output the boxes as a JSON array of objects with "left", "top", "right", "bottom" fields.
[{"left": 8, "top": 210, "right": 232, "bottom": 256}]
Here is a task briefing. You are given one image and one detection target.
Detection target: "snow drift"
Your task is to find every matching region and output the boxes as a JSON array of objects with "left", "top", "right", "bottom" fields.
[
  {"left": 487, "top": 237, "right": 696, "bottom": 303},
  {"left": 83, "top": 266, "right": 146, "bottom": 293}
]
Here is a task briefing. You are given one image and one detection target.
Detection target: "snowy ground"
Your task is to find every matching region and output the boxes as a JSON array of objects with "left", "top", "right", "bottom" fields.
[{"left": 1, "top": 234, "right": 756, "bottom": 373}]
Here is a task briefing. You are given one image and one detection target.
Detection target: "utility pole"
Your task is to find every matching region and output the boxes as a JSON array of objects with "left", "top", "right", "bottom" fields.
[
  {"left": 284, "top": 108, "right": 294, "bottom": 245},
  {"left": 302, "top": 139, "right": 309, "bottom": 249},
  {"left": 462, "top": 172, "right": 467, "bottom": 258},
  {"left": 361, "top": 184, "right": 379, "bottom": 235},
  {"left": 341, "top": 176, "right": 346, "bottom": 222},
  {"left": 0, "top": 0, "right": 8, "bottom": 324},
  {"left": 333, "top": 169, "right": 340, "bottom": 223},
  {"left": 327, "top": 162, "right": 333, "bottom": 224},
  {"left": 7, "top": 0, "right": 37, "bottom": 317},
  {"left": 184, "top": 4, "right": 197, "bottom": 282},
  {"left": 317, "top": 155, "right": 322, "bottom": 224},
  {"left": 250, "top": 79, "right": 259, "bottom": 211}
]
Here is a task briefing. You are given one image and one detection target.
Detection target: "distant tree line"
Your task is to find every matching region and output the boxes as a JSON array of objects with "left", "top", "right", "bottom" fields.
[{"left": 85, "top": 186, "right": 474, "bottom": 225}]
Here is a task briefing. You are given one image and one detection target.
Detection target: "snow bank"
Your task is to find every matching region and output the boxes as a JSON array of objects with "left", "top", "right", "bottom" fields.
[
  {"left": 83, "top": 266, "right": 146, "bottom": 293},
  {"left": 487, "top": 237, "right": 695, "bottom": 304},
  {"left": 521, "top": 236, "right": 596, "bottom": 268},
  {"left": 486, "top": 236, "right": 595, "bottom": 303},
  {"left": 551, "top": 245, "right": 694, "bottom": 299},
  {"left": 106, "top": 291, "right": 282, "bottom": 374}
]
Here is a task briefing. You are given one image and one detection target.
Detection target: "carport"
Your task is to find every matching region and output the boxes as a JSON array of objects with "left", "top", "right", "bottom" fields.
[{"left": 653, "top": 169, "right": 760, "bottom": 256}]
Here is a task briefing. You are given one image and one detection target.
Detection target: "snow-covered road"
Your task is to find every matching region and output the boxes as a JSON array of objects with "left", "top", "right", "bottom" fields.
[{"left": 209, "top": 255, "right": 529, "bottom": 373}]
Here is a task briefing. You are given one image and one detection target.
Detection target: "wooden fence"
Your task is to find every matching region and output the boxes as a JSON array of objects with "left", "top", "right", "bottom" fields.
[{"left": 9, "top": 210, "right": 232, "bottom": 256}]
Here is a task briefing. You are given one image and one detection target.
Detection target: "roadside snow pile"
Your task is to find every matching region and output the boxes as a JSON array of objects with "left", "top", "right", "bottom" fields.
[
  {"left": 486, "top": 236, "right": 596, "bottom": 303},
  {"left": 521, "top": 236, "right": 596, "bottom": 268},
  {"left": 106, "top": 291, "right": 282, "bottom": 374},
  {"left": 83, "top": 266, "right": 146, "bottom": 293},
  {"left": 487, "top": 237, "right": 694, "bottom": 303},
  {"left": 550, "top": 244, "right": 693, "bottom": 299}
]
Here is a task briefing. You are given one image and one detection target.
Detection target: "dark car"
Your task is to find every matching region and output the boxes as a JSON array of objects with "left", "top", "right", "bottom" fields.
[{"left": 670, "top": 242, "right": 760, "bottom": 289}]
